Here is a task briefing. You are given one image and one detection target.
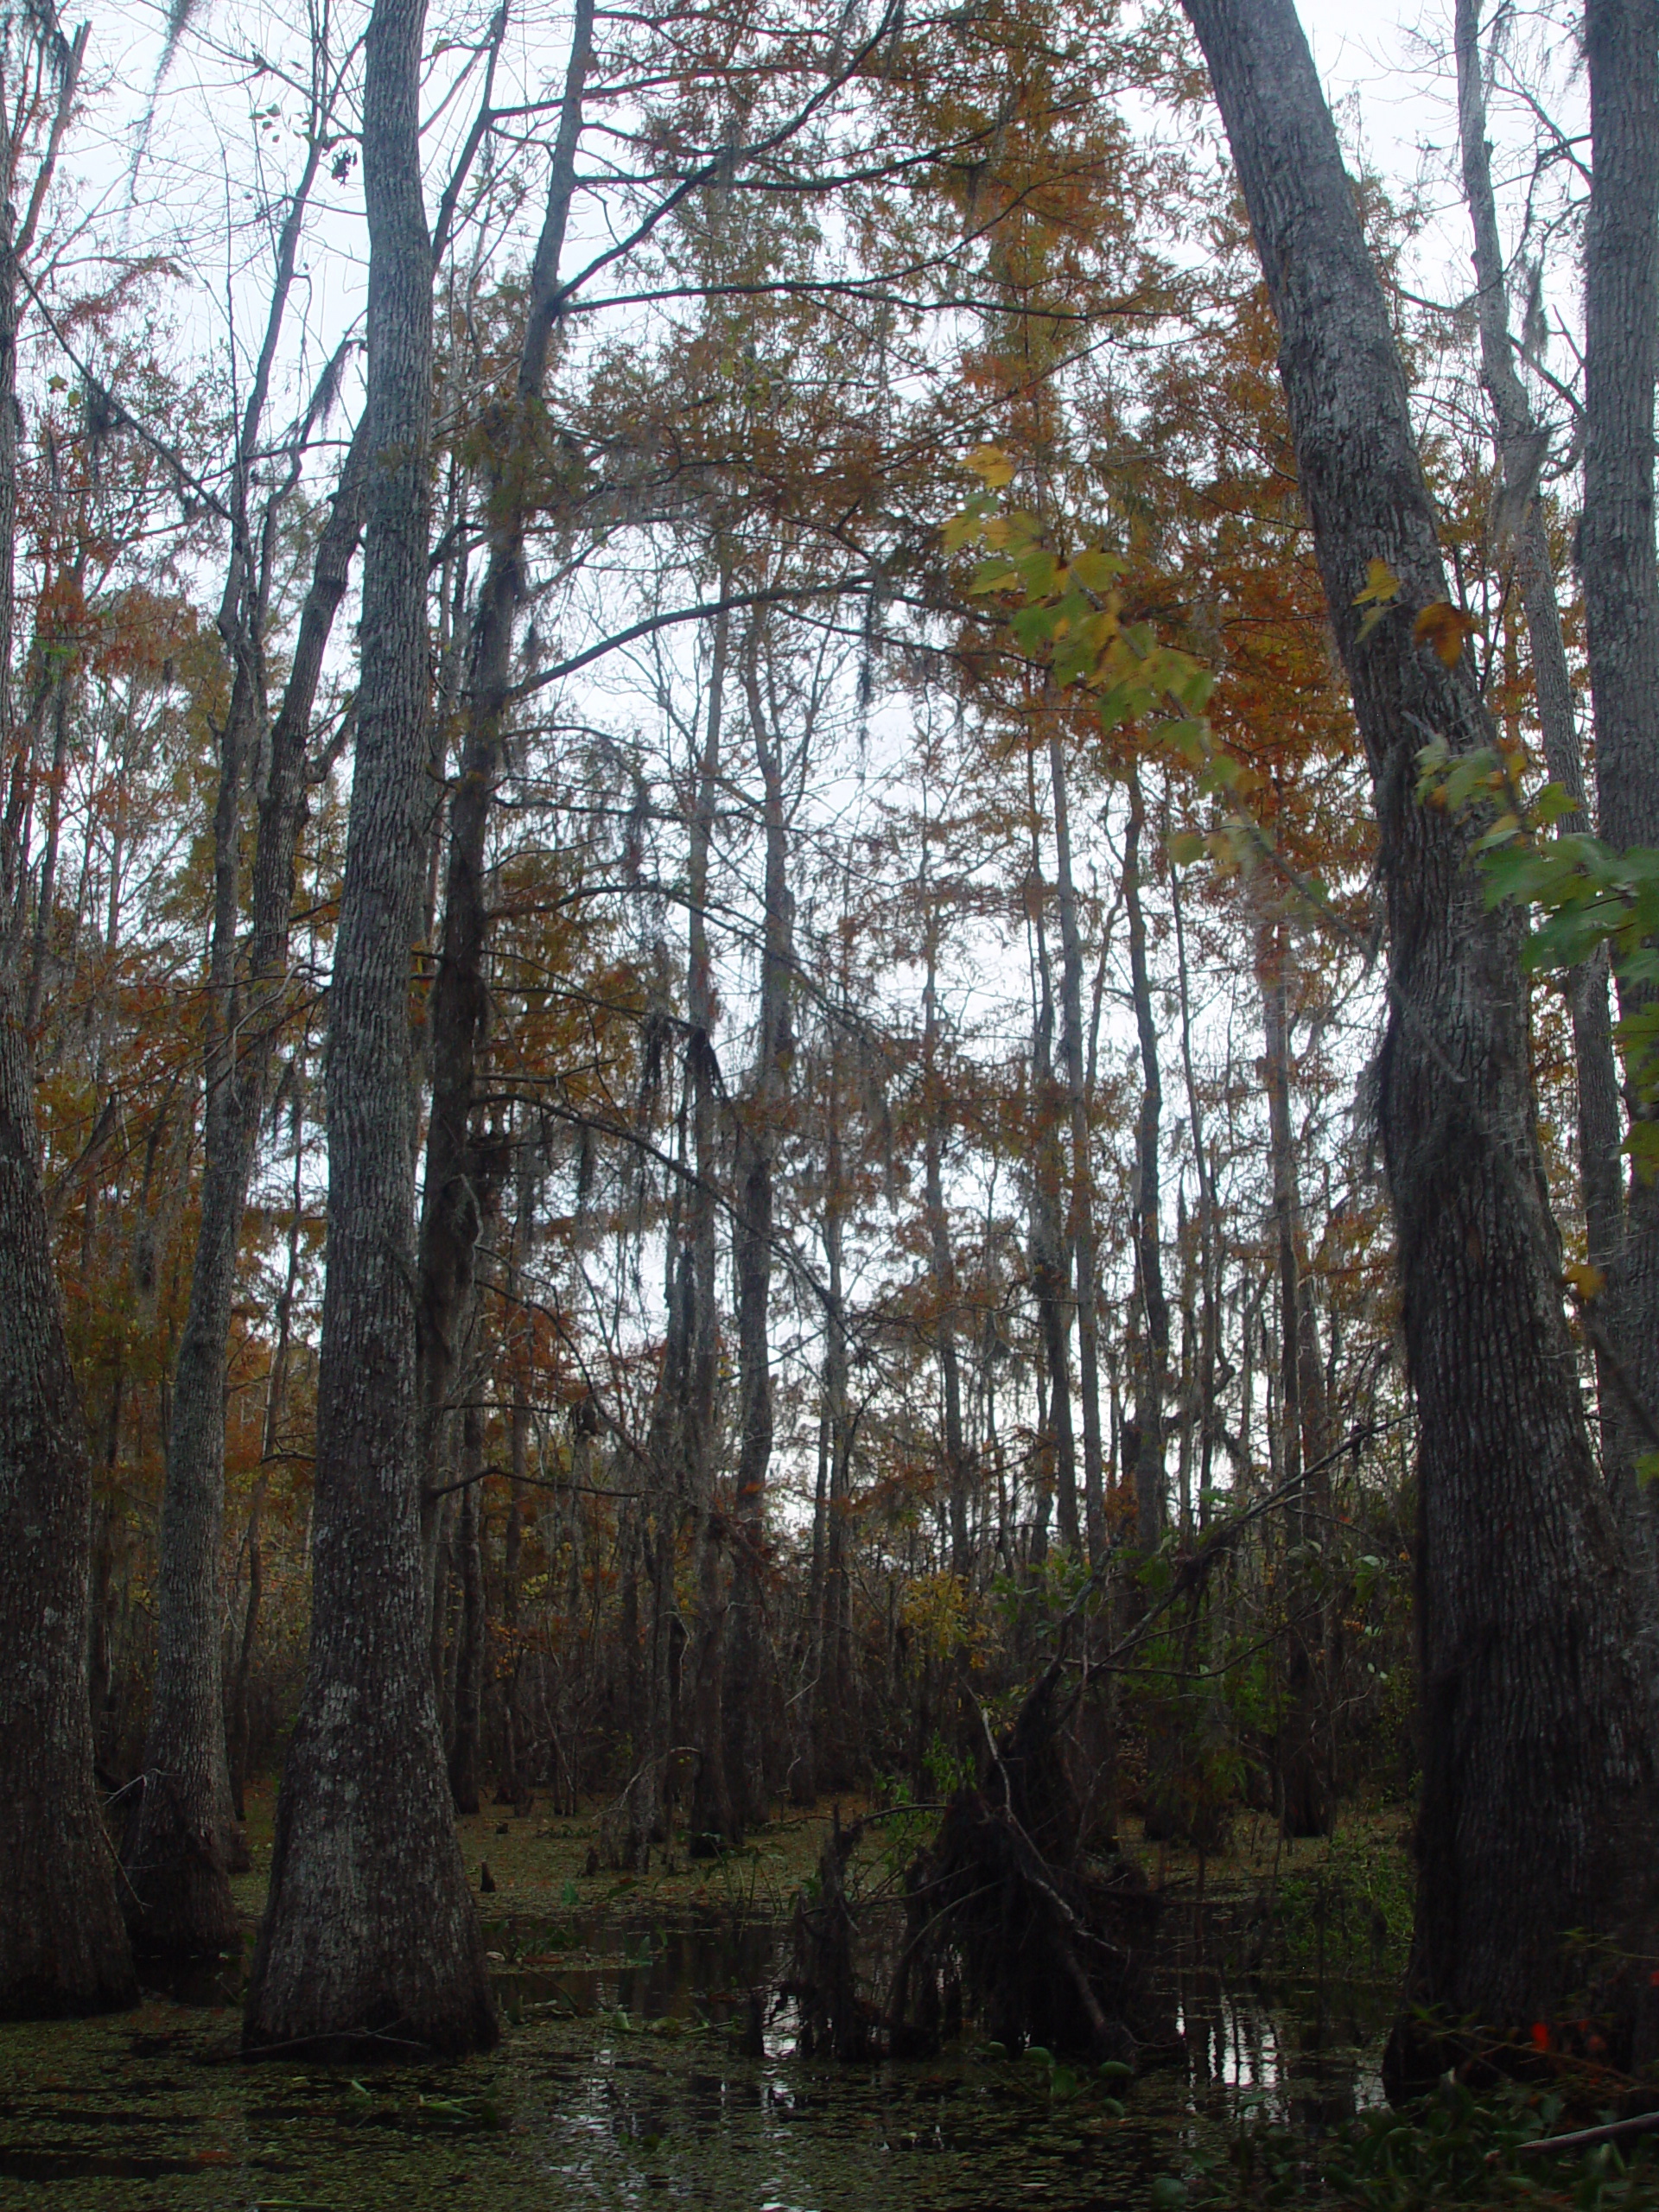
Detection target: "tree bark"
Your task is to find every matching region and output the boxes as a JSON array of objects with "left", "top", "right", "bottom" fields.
[
  {"left": 816, "top": 1054, "right": 856, "bottom": 1791},
  {"left": 1259, "top": 916, "right": 1332, "bottom": 1837},
  {"left": 683, "top": 604, "right": 737, "bottom": 1851},
  {"left": 1170, "top": 856, "right": 1220, "bottom": 1528},
  {"left": 0, "top": 16, "right": 135, "bottom": 2016},
  {"left": 0, "top": 984, "right": 137, "bottom": 2018},
  {"left": 495, "top": 1134, "right": 539, "bottom": 1804},
  {"left": 1453, "top": 0, "right": 1630, "bottom": 1500},
  {"left": 922, "top": 892, "right": 970, "bottom": 1577},
  {"left": 724, "top": 638, "right": 793, "bottom": 1827},
  {"left": 1123, "top": 767, "right": 1169, "bottom": 1552},
  {"left": 630, "top": 1107, "right": 690, "bottom": 1866},
  {"left": 448, "top": 1406, "right": 485, "bottom": 1817},
  {"left": 416, "top": 0, "right": 593, "bottom": 1590},
  {"left": 231, "top": 1096, "right": 307, "bottom": 1819},
  {"left": 123, "top": 79, "right": 335, "bottom": 1954},
  {"left": 243, "top": 0, "right": 495, "bottom": 2056},
  {"left": 1026, "top": 823, "right": 1080, "bottom": 1554},
  {"left": 1581, "top": 0, "right": 1659, "bottom": 1536},
  {"left": 1179, "top": 0, "right": 1659, "bottom": 2079},
  {"left": 1047, "top": 725, "right": 1106, "bottom": 1561},
  {"left": 123, "top": 418, "right": 368, "bottom": 1960}
]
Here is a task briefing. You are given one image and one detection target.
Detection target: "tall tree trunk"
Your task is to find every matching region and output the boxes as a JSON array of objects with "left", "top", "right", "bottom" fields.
[
  {"left": 1171, "top": 858, "right": 1220, "bottom": 1529},
  {"left": 0, "top": 986, "right": 137, "bottom": 2018},
  {"left": 1260, "top": 916, "right": 1331, "bottom": 1837},
  {"left": 0, "top": 14, "right": 134, "bottom": 2017},
  {"left": 724, "top": 639, "right": 793, "bottom": 1827},
  {"left": 230, "top": 1103, "right": 307, "bottom": 1820},
  {"left": 1123, "top": 768, "right": 1169, "bottom": 1551},
  {"left": 244, "top": 0, "right": 495, "bottom": 2055},
  {"left": 817, "top": 1080, "right": 855, "bottom": 1790},
  {"left": 629, "top": 1090, "right": 691, "bottom": 1866},
  {"left": 1026, "top": 834, "right": 1080, "bottom": 1554},
  {"left": 1179, "top": 0, "right": 1659, "bottom": 2079},
  {"left": 1453, "top": 0, "right": 1629, "bottom": 1500},
  {"left": 123, "top": 89, "right": 332, "bottom": 1955},
  {"left": 1175, "top": 1184, "right": 1195, "bottom": 1535},
  {"left": 416, "top": 0, "right": 593, "bottom": 1592},
  {"left": 798, "top": 1394, "right": 829, "bottom": 1805},
  {"left": 123, "top": 417, "right": 368, "bottom": 1960},
  {"left": 683, "top": 606, "right": 737, "bottom": 1851},
  {"left": 1581, "top": 0, "right": 1659, "bottom": 1541},
  {"left": 1047, "top": 727, "right": 1106, "bottom": 1560},
  {"left": 920, "top": 844, "right": 969, "bottom": 1576},
  {"left": 1262, "top": 926, "right": 1303, "bottom": 1522},
  {"left": 448, "top": 1406, "right": 485, "bottom": 1817},
  {"left": 496, "top": 1134, "right": 540, "bottom": 1805}
]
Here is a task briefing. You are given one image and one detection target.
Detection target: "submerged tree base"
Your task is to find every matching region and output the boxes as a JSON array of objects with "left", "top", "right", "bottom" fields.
[
  {"left": 120, "top": 1777, "right": 242, "bottom": 1969},
  {"left": 790, "top": 1671, "right": 1159, "bottom": 2063}
]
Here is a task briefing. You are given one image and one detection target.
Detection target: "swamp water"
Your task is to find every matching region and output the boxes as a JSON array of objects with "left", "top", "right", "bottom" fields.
[{"left": 0, "top": 1891, "right": 1396, "bottom": 2211}]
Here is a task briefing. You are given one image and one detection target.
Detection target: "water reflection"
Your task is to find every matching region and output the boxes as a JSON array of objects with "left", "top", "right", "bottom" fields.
[
  {"left": 491, "top": 1900, "right": 1390, "bottom": 2209},
  {"left": 0, "top": 1886, "right": 1396, "bottom": 2207}
]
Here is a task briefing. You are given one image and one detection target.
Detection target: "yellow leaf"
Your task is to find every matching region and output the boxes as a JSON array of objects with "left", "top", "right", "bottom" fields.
[
  {"left": 1413, "top": 600, "right": 1479, "bottom": 667},
  {"left": 964, "top": 443, "right": 1014, "bottom": 487},
  {"left": 1071, "top": 547, "right": 1123, "bottom": 594},
  {"left": 1353, "top": 557, "right": 1402, "bottom": 607},
  {"left": 1565, "top": 1261, "right": 1606, "bottom": 1302},
  {"left": 1357, "top": 602, "right": 1390, "bottom": 644}
]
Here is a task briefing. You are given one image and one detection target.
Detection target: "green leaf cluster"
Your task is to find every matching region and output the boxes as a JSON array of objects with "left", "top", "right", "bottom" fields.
[{"left": 1416, "top": 736, "right": 1659, "bottom": 1164}]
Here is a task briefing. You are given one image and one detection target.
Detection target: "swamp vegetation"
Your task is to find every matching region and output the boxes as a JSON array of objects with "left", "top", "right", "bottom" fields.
[
  {"left": 0, "top": 1787, "right": 1417, "bottom": 2209},
  {"left": 14, "top": 0, "right": 1659, "bottom": 2197},
  {"left": 16, "top": 1789, "right": 1659, "bottom": 2211}
]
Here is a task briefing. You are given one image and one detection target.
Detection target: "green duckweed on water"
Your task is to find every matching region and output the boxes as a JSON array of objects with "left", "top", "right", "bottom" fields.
[
  {"left": 0, "top": 1799, "right": 1416, "bottom": 2210},
  {"left": 0, "top": 1993, "right": 1264, "bottom": 2212}
]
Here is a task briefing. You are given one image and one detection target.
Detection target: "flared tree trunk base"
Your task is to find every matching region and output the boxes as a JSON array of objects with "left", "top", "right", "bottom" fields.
[
  {"left": 243, "top": 1692, "right": 498, "bottom": 2061},
  {"left": 120, "top": 1775, "right": 242, "bottom": 1964},
  {"left": 0, "top": 1786, "right": 137, "bottom": 2018}
]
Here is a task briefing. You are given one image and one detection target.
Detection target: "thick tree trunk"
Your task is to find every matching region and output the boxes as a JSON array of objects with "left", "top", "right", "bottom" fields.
[
  {"left": 0, "top": 985, "right": 137, "bottom": 2018},
  {"left": 243, "top": 0, "right": 495, "bottom": 2056},
  {"left": 0, "top": 35, "right": 135, "bottom": 2009},
  {"left": 1581, "top": 0, "right": 1659, "bottom": 1536},
  {"left": 124, "top": 418, "right": 368, "bottom": 1961},
  {"left": 1454, "top": 0, "right": 1630, "bottom": 1500},
  {"left": 1179, "top": 0, "right": 1659, "bottom": 2079}
]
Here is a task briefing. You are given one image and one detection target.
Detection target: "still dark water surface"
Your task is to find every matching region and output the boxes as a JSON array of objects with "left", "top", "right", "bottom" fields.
[{"left": 0, "top": 1904, "right": 1392, "bottom": 2210}]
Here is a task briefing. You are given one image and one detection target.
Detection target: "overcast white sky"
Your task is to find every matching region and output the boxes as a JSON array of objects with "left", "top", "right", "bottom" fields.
[{"left": 1291, "top": 1, "right": 1578, "bottom": 306}]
